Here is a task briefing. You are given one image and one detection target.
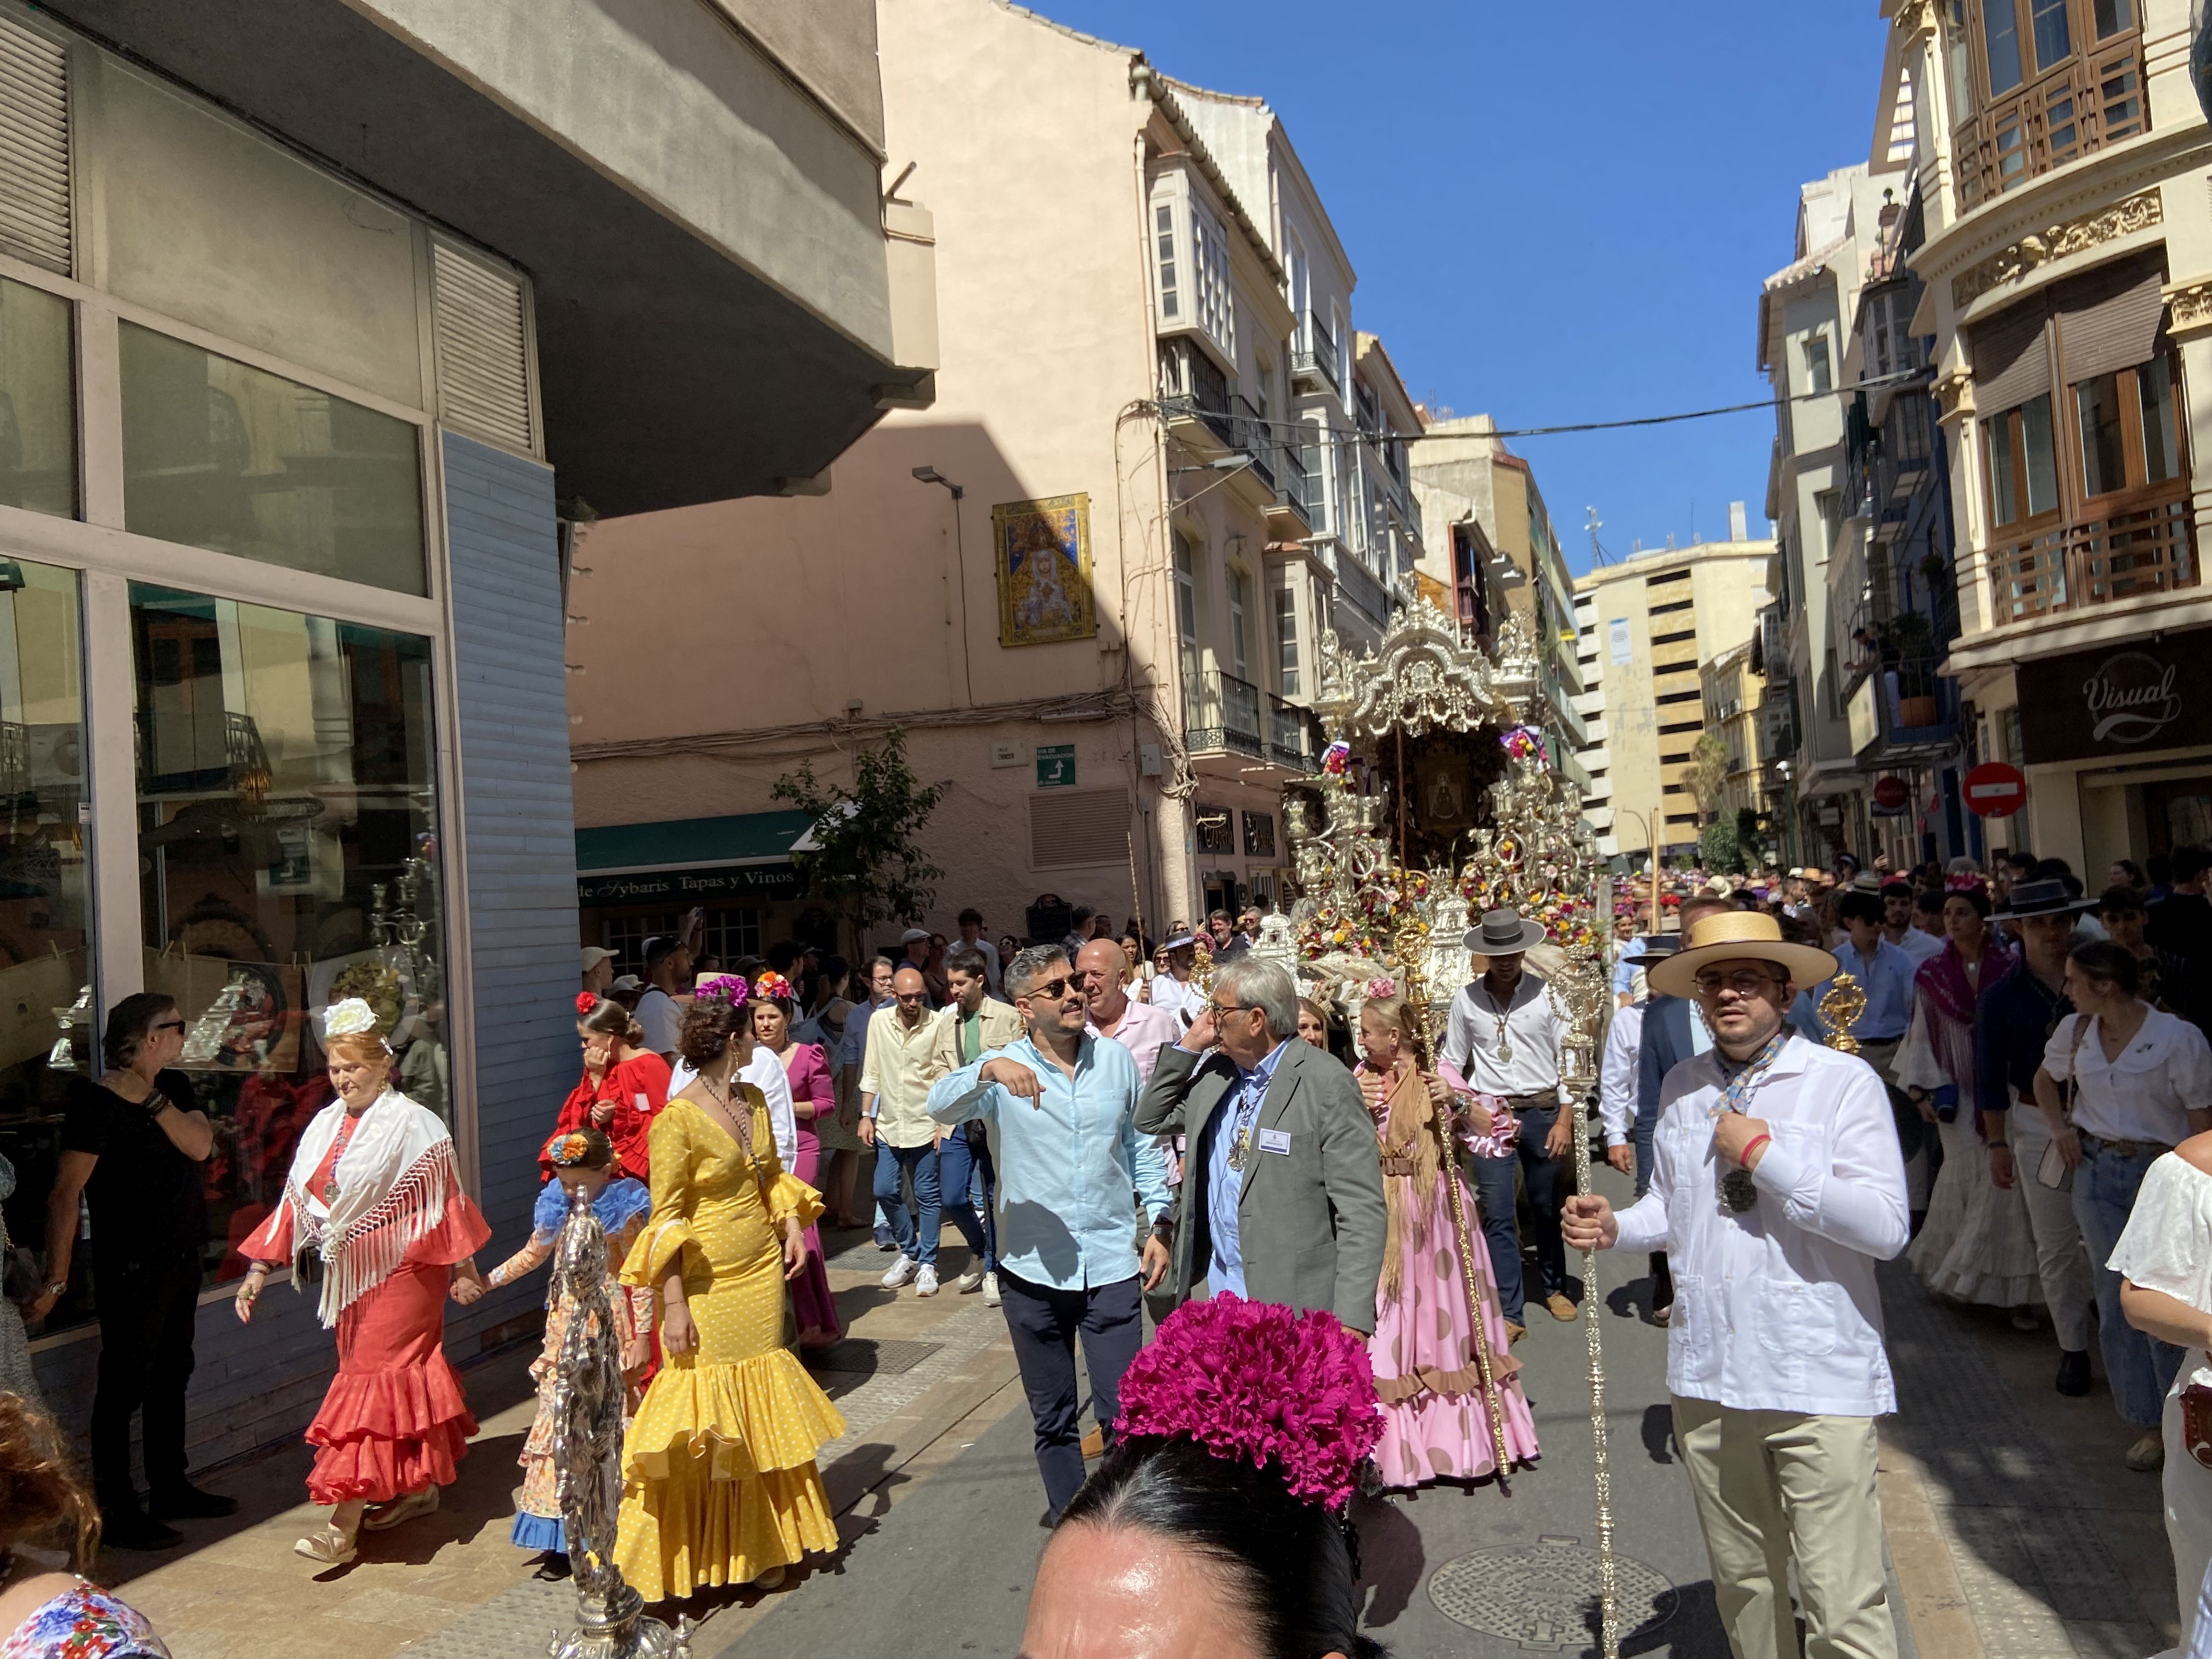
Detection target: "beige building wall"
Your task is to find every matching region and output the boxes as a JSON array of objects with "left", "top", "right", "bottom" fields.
[
  {"left": 567, "top": 0, "right": 1316, "bottom": 950},
  {"left": 1701, "top": 639, "right": 1768, "bottom": 825},
  {"left": 1575, "top": 540, "right": 1773, "bottom": 862}
]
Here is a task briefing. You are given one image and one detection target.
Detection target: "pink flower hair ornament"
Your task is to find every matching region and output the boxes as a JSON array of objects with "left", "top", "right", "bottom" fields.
[
  {"left": 690, "top": 973, "right": 750, "bottom": 1010},
  {"left": 1113, "top": 1295, "right": 1382, "bottom": 1510},
  {"left": 753, "top": 970, "right": 794, "bottom": 1003},
  {"left": 1363, "top": 975, "right": 1397, "bottom": 999}
]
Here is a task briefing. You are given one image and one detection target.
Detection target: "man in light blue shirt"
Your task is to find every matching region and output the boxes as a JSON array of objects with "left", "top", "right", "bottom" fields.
[
  {"left": 928, "top": 944, "right": 1171, "bottom": 1522},
  {"left": 1197, "top": 1033, "right": 1286, "bottom": 1299}
]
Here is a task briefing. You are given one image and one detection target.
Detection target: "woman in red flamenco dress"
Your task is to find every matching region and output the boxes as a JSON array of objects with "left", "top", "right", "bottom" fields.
[{"left": 232, "top": 997, "right": 490, "bottom": 1565}]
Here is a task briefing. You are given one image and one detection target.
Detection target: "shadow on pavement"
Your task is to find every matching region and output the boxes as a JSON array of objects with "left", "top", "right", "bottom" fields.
[{"left": 1351, "top": 1492, "right": 1427, "bottom": 1629}]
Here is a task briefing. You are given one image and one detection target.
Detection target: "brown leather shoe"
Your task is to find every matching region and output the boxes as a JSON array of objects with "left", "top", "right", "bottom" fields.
[
  {"left": 1546, "top": 1291, "right": 1577, "bottom": 1322},
  {"left": 1505, "top": 1320, "right": 1527, "bottom": 1345},
  {"left": 1080, "top": 1426, "right": 1105, "bottom": 1459}
]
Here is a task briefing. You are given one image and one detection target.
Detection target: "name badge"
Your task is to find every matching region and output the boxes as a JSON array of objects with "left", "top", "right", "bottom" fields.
[
  {"left": 1259, "top": 1128, "right": 1292, "bottom": 1156},
  {"left": 635, "top": 1093, "right": 652, "bottom": 1115}
]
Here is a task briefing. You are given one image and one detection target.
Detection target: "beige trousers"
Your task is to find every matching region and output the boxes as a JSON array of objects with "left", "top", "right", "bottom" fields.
[{"left": 1672, "top": 1396, "right": 1898, "bottom": 1659}]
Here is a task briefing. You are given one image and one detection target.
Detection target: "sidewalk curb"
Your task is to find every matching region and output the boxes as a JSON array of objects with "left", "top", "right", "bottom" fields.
[{"left": 1877, "top": 1420, "right": 1984, "bottom": 1659}]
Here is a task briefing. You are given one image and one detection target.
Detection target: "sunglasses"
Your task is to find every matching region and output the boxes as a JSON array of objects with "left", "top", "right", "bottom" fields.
[
  {"left": 894, "top": 991, "right": 928, "bottom": 1003},
  {"left": 1692, "top": 970, "right": 1784, "bottom": 1000},
  {"left": 1022, "top": 975, "right": 1085, "bottom": 1002},
  {"left": 153, "top": 1019, "right": 187, "bottom": 1034}
]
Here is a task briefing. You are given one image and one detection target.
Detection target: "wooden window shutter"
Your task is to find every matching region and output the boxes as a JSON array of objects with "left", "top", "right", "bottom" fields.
[
  {"left": 0, "top": 16, "right": 71, "bottom": 276},
  {"left": 1028, "top": 788, "right": 1131, "bottom": 871},
  {"left": 1967, "top": 295, "right": 2052, "bottom": 415},
  {"left": 431, "top": 242, "right": 537, "bottom": 456},
  {"left": 2051, "top": 251, "right": 2167, "bottom": 384}
]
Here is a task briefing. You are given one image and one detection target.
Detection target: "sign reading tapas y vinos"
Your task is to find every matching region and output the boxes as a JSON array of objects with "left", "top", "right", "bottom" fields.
[{"left": 2016, "top": 633, "right": 2207, "bottom": 764}]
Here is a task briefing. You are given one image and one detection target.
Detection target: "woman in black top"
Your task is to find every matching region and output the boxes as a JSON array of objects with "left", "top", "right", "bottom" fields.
[{"left": 35, "top": 992, "right": 233, "bottom": 1549}]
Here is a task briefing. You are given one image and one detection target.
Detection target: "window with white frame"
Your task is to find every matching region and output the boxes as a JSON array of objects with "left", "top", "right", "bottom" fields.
[
  {"left": 1175, "top": 528, "right": 1204, "bottom": 725},
  {"left": 1273, "top": 582, "right": 1300, "bottom": 695},
  {"left": 1802, "top": 330, "right": 1834, "bottom": 394},
  {"left": 1154, "top": 200, "right": 1180, "bottom": 323},
  {"left": 1191, "top": 201, "right": 1235, "bottom": 360}
]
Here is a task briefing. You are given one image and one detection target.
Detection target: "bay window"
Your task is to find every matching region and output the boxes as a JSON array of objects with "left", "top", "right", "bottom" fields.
[{"left": 1953, "top": 0, "right": 2146, "bottom": 206}]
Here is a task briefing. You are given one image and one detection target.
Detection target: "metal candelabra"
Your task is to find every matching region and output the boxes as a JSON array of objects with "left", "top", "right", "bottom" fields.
[
  {"left": 1816, "top": 973, "right": 1867, "bottom": 1054},
  {"left": 547, "top": 1188, "right": 691, "bottom": 1659}
]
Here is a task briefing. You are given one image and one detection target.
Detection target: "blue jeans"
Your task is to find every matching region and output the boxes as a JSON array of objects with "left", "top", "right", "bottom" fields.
[
  {"left": 2074, "top": 1139, "right": 2185, "bottom": 1427},
  {"left": 874, "top": 1141, "right": 942, "bottom": 1267},
  {"left": 1470, "top": 1099, "right": 1568, "bottom": 1322},
  {"left": 935, "top": 1123, "right": 996, "bottom": 1273}
]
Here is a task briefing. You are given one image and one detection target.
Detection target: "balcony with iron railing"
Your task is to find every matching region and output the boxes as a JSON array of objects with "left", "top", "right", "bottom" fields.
[
  {"left": 1183, "top": 668, "right": 1321, "bottom": 774},
  {"left": 1987, "top": 489, "right": 2198, "bottom": 624},
  {"left": 1293, "top": 312, "right": 1340, "bottom": 394},
  {"left": 1954, "top": 30, "right": 2146, "bottom": 211}
]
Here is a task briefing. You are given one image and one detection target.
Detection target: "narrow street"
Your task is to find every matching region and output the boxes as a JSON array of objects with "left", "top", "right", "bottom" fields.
[{"left": 96, "top": 1158, "right": 2180, "bottom": 1659}]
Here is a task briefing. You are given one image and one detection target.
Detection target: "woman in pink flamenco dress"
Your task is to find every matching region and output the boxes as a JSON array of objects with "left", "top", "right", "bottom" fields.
[
  {"left": 1353, "top": 988, "right": 1538, "bottom": 1488},
  {"left": 234, "top": 997, "right": 491, "bottom": 1566}
]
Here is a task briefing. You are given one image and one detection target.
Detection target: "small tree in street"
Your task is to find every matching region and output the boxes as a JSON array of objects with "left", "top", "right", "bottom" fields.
[
  {"left": 1681, "top": 732, "right": 1730, "bottom": 822},
  {"left": 771, "top": 727, "right": 945, "bottom": 956}
]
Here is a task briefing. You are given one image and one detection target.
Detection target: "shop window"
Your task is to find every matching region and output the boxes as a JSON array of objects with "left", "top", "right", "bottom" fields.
[
  {"left": 119, "top": 323, "right": 426, "bottom": 596},
  {"left": 0, "top": 277, "right": 75, "bottom": 520},
  {"left": 0, "top": 560, "right": 92, "bottom": 1313},
  {"left": 121, "top": 584, "right": 447, "bottom": 1308},
  {"left": 600, "top": 913, "right": 675, "bottom": 979},
  {"left": 1195, "top": 805, "right": 1235, "bottom": 855},
  {"left": 1242, "top": 811, "right": 1276, "bottom": 859},
  {"left": 697, "top": 909, "right": 761, "bottom": 969}
]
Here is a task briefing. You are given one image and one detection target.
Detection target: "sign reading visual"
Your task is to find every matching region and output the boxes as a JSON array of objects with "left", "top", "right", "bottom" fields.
[{"left": 2017, "top": 633, "right": 2207, "bottom": 764}]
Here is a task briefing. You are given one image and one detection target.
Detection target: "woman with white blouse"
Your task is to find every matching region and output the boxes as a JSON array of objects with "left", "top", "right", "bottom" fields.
[
  {"left": 2112, "top": 1131, "right": 2212, "bottom": 1656},
  {"left": 2037, "top": 941, "right": 2212, "bottom": 1475}
]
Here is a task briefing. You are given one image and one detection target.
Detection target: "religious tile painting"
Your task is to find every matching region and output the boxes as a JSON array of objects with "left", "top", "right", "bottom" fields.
[{"left": 993, "top": 492, "right": 1097, "bottom": 647}]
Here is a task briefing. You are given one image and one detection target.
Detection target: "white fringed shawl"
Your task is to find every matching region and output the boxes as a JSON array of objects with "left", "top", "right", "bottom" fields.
[{"left": 275, "top": 1089, "right": 460, "bottom": 1328}]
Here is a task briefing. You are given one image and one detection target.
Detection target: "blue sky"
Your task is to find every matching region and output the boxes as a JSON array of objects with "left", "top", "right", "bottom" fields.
[{"left": 1029, "top": 0, "right": 1892, "bottom": 575}]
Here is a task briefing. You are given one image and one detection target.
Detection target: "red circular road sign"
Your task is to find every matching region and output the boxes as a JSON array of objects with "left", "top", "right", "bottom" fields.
[
  {"left": 1963, "top": 761, "right": 2027, "bottom": 818},
  {"left": 1872, "top": 776, "right": 1910, "bottom": 811}
]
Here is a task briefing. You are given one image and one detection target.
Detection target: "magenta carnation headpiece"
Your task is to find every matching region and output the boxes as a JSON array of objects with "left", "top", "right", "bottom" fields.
[
  {"left": 1114, "top": 1295, "right": 1381, "bottom": 1510},
  {"left": 690, "top": 972, "right": 750, "bottom": 1009}
]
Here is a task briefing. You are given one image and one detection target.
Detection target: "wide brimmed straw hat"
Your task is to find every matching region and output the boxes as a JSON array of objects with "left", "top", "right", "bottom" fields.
[
  {"left": 1462, "top": 907, "right": 1547, "bottom": 955},
  {"left": 1648, "top": 911, "right": 1839, "bottom": 999}
]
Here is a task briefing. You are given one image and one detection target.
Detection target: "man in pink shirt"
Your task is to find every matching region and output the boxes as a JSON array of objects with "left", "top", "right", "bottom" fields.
[{"left": 1077, "top": 940, "right": 1180, "bottom": 1082}]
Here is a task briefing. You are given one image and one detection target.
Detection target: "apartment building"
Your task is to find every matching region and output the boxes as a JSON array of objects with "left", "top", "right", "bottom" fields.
[
  {"left": 570, "top": 0, "right": 1397, "bottom": 946},
  {"left": 1881, "top": 0, "right": 2212, "bottom": 872},
  {"left": 0, "top": 0, "right": 927, "bottom": 1452},
  {"left": 1572, "top": 529, "right": 1774, "bottom": 865},
  {"left": 1409, "top": 417, "right": 1589, "bottom": 790},
  {"left": 1702, "top": 639, "right": 1772, "bottom": 831}
]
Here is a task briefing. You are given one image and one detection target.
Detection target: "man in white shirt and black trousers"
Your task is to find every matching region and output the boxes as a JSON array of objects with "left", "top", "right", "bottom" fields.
[
  {"left": 1565, "top": 910, "right": 1910, "bottom": 1659},
  {"left": 1441, "top": 907, "right": 1574, "bottom": 1335}
]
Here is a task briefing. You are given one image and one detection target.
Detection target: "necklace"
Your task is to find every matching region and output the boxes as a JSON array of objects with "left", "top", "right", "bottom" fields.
[
  {"left": 1477, "top": 981, "right": 1515, "bottom": 1065},
  {"left": 323, "top": 1108, "right": 368, "bottom": 1204},
  {"left": 1224, "top": 1071, "right": 1268, "bottom": 1172},
  {"left": 699, "top": 1072, "right": 755, "bottom": 1159},
  {"left": 1711, "top": 1028, "right": 1790, "bottom": 1215}
]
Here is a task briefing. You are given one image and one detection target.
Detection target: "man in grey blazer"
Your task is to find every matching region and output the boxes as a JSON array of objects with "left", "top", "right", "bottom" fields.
[{"left": 1135, "top": 957, "right": 1386, "bottom": 1333}]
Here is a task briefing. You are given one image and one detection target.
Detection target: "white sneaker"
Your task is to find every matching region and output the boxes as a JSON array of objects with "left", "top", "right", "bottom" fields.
[
  {"left": 881, "top": 1255, "right": 919, "bottom": 1289},
  {"left": 982, "top": 1271, "right": 1001, "bottom": 1308},
  {"left": 956, "top": 1266, "right": 985, "bottom": 1294},
  {"left": 915, "top": 1265, "right": 940, "bottom": 1297}
]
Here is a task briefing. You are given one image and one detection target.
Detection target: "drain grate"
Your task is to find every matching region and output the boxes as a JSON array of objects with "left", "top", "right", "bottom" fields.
[
  {"left": 802, "top": 1336, "right": 941, "bottom": 1376},
  {"left": 1427, "top": 1538, "right": 1678, "bottom": 1652}
]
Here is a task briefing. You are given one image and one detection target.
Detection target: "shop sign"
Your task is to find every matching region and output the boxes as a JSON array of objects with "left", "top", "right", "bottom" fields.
[
  {"left": 1872, "top": 776, "right": 1909, "bottom": 811},
  {"left": 1963, "top": 761, "right": 2026, "bottom": 819},
  {"left": 577, "top": 863, "right": 803, "bottom": 906},
  {"left": 2017, "top": 633, "right": 2207, "bottom": 763}
]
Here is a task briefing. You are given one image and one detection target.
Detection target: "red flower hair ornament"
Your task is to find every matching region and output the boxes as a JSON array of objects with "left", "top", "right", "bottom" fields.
[
  {"left": 574, "top": 992, "right": 600, "bottom": 1018},
  {"left": 1113, "top": 1295, "right": 1381, "bottom": 1510}
]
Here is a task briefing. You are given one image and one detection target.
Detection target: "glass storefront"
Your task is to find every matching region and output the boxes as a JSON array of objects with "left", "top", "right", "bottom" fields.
[
  {"left": 0, "top": 276, "right": 75, "bottom": 520},
  {"left": 117, "top": 323, "right": 427, "bottom": 595},
  {"left": 0, "top": 558, "right": 92, "bottom": 1303},
  {"left": 126, "top": 584, "right": 447, "bottom": 1296}
]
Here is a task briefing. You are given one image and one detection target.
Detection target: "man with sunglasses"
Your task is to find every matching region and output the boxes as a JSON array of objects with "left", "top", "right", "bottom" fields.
[
  {"left": 1135, "top": 957, "right": 1385, "bottom": 1335},
  {"left": 1564, "top": 911, "right": 1909, "bottom": 1659},
  {"left": 926, "top": 946, "right": 1170, "bottom": 1525}
]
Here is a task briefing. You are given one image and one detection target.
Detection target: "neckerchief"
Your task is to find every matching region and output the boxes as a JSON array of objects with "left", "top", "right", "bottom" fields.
[{"left": 1712, "top": 1026, "right": 1791, "bottom": 1215}]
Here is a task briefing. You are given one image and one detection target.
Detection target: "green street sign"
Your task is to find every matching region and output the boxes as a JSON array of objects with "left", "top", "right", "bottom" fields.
[{"left": 1036, "top": 744, "right": 1076, "bottom": 788}]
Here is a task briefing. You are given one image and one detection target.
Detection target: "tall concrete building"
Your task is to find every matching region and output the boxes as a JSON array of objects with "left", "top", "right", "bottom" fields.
[{"left": 1571, "top": 531, "right": 1774, "bottom": 864}]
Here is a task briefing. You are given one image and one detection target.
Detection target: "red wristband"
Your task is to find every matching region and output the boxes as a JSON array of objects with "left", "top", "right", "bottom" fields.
[{"left": 1740, "top": 1132, "right": 1772, "bottom": 1167}]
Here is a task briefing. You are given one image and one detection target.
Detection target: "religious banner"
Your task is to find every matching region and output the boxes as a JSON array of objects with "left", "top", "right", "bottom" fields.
[{"left": 992, "top": 493, "right": 1097, "bottom": 647}]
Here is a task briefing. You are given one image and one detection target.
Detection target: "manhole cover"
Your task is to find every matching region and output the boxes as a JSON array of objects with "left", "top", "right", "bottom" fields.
[
  {"left": 1427, "top": 1539, "right": 1678, "bottom": 1652},
  {"left": 801, "top": 1337, "right": 940, "bottom": 1376}
]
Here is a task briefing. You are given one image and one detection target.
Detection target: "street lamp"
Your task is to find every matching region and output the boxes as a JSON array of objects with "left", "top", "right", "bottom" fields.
[
  {"left": 1615, "top": 806, "right": 1658, "bottom": 933},
  {"left": 912, "top": 465, "right": 964, "bottom": 500}
]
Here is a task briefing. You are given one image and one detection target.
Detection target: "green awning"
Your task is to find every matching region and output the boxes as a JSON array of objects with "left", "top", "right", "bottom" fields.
[{"left": 575, "top": 811, "right": 814, "bottom": 907}]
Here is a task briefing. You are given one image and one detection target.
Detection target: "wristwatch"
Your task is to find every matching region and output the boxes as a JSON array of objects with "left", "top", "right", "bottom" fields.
[{"left": 43, "top": 1280, "right": 65, "bottom": 1300}]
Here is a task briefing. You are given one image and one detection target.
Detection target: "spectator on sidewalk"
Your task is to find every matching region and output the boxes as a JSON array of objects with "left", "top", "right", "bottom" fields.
[
  {"left": 1135, "top": 958, "right": 1385, "bottom": 1335},
  {"left": 1078, "top": 940, "right": 1180, "bottom": 1085},
  {"left": 1883, "top": 878, "right": 1945, "bottom": 967},
  {"left": 2035, "top": 940, "right": 2212, "bottom": 1473},
  {"left": 581, "top": 945, "right": 616, "bottom": 998},
  {"left": 2101, "top": 883, "right": 2203, "bottom": 1034},
  {"left": 1978, "top": 879, "right": 2100, "bottom": 1400},
  {"left": 1146, "top": 933, "right": 1209, "bottom": 1029},
  {"left": 836, "top": 957, "right": 897, "bottom": 1237},
  {"left": 928, "top": 948, "right": 1022, "bottom": 1305},
  {"left": 895, "top": 927, "right": 936, "bottom": 1002},
  {"left": 956, "top": 908, "right": 1004, "bottom": 996},
  {"left": 927, "top": 946, "right": 1171, "bottom": 1524},
  {"left": 1564, "top": 910, "right": 1909, "bottom": 1659},
  {"left": 1440, "top": 907, "right": 1575, "bottom": 1333},
  {"left": 2151, "top": 847, "right": 2212, "bottom": 979},
  {"left": 861, "top": 967, "right": 945, "bottom": 1296},
  {"left": 1059, "top": 906, "right": 1098, "bottom": 966},
  {"left": 634, "top": 932, "right": 692, "bottom": 1064}
]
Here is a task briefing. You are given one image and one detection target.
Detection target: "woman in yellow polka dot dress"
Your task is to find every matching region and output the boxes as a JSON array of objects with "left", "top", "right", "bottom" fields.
[{"left": 616, "top": 978, "right": 845, "bottom": 1597}]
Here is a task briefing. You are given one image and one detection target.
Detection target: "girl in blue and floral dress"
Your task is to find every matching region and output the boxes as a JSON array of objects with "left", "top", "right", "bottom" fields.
[
  {"left": 0, "top": 1394, "right": 168, "bottom": 1658},
  {"left": 451, "top": 1126, "right": 651, "bottom": 1578}
]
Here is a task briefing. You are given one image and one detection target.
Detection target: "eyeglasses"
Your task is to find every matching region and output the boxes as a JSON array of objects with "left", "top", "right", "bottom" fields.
[
  {"left": 153, "top": 1019, "right": 186, "bottom": 1034},
  {"left": 1209, "top": 1000, "right": 1256, "bottom": 1018},
  {"left": 1692, "top": 970, "right": 1783, "bottom": 1000},
  {"left": 1021, "top": 975, "right": 1084, "bottom": 1002}
]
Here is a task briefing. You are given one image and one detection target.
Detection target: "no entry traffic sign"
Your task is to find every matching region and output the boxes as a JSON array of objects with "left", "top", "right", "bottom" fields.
[{"left": 1963, "top": 761, "right": 2026, "bottom": 819}]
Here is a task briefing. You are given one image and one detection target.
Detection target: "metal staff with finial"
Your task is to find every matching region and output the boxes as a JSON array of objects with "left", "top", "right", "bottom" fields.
[{"left": 1392, "top": 918, "right": 1514, "bottom": 1496}]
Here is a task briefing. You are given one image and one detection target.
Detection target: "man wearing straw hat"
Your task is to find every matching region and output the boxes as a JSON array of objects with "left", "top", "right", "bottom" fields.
[{"left": 1564, "top": 909, "right": 1910, "bottom": 1659}]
